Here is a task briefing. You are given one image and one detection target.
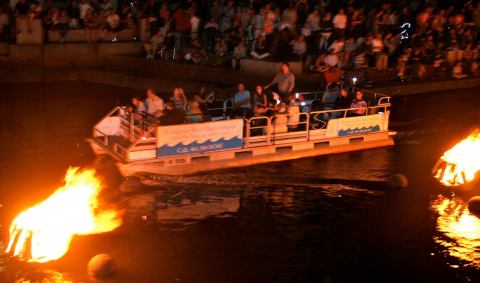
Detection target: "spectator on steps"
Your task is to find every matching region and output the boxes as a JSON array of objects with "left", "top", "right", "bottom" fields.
[
  {"left": 250, "top": 34, "right": 270, "bottom": 59},
  {"left": 144, "top": 29, "right": 164, "bottom": 59},
  {"left": 106, "top": 8, "right": 120, "bottom": 42},
  {"left": 232, "top": 41, "right": 246, "bottom": 69}
]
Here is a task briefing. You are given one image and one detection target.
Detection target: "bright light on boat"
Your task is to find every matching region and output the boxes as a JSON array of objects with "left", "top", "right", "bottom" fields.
[
  {"left": 295, "top": 92, "right": 299, "bottom": 99},
  {"left": 433, "top": 130, "right": 480, "bottom": 186},
  {"left": 300, "top": 102, "right": 306, "bottom": 106},
  {"left": 5, "top": 168, "right": 122, "bottom": 263},
  {"left": 276, "top": 99, "right": 281, "bottom": 105},
  {"left": 352, "top": 77, "right": 357, "bottom": 85}
]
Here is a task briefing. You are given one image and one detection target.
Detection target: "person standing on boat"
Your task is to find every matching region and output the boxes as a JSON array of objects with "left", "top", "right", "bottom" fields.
[
  {"left": 233, "top": 83, "right": 252, "bottom": 118},
  {"left": 264, "top": 62, "right": 295, "bottom": 101},
  {"left": 145, "top": 88, "right": 165, "bottom": 118}
]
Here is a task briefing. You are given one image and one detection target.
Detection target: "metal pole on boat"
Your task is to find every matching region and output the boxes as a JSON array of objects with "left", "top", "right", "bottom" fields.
[
  {"left": 352, "top": 77, "right": 357, "bottom": 94},
  {"left": 129, "top": 113, "right": 134, "bottom": 142}
]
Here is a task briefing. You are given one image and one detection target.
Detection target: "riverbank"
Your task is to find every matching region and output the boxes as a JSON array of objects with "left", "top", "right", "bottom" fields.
[{"left": 1, "top": 47, "right": 479, "bottom": 96}]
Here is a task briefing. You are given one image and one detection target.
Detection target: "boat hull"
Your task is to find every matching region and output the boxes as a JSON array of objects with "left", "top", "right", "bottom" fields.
[{"left": 105, "top": 132, "right": 394, "bottom": 177}]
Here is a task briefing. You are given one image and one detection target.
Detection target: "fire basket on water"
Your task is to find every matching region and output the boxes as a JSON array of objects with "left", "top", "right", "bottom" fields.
[
  {"left": 433, "top": 130, "right": 480, "bottom": 187},
  {"left": 5, "top": 168, "right": 122, "bottom": 263}
]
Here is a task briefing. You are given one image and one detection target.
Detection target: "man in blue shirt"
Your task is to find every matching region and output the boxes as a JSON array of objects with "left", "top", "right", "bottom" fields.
[{"left": 233, "top": 83, "right": 252, "bottom": 118}]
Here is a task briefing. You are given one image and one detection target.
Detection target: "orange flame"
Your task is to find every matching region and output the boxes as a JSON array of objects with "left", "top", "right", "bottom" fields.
[
  {"left": 433, "top": 130, "right": 480, "bottom": 186},
  {"left": 5, "top": 168, "right": 122, "bottom": 263}
]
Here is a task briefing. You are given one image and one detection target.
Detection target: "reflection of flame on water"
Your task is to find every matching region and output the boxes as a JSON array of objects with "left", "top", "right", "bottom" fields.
[
  {"left": 433, "top": 130, "right": 480, "bottom": 186},
  {"left": 14, "top": 269, "right": 74, "bottom": 283},
  {"left": 432, "top": 195, "right": 480, "bottom": 267},
  {"left": 5, "top": 168, "right": 122, "bottom": 263}
]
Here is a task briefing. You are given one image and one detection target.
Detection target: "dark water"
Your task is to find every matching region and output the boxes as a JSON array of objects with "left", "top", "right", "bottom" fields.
[{"left": 1, "top": 82, "right": 480, "bottom": 282}]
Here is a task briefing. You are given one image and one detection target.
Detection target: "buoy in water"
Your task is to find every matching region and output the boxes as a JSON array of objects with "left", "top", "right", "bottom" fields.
[
  {"left": 468, "top": 196, "right": 480, "bottom": 216},
  {"left": 387, "top": 174, "right": 408, "bottom": 188},
  {"left": 87, "top": 253, "right": 117, "bottom": 279}
]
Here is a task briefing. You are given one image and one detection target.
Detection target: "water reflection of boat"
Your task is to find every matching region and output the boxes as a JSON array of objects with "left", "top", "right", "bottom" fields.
[
  {"left": 431, "top": 194, "right": 480, "bottom": 268},
  {"left": 88, "top": 89, "right": 393, "bottom": 176},
  {"left": 123, "top": 187, "right": 240, "bottom": 226}
]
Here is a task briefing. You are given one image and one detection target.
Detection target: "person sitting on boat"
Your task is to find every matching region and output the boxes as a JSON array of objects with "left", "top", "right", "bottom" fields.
[
  {"left": 159, "top": 101, "right": 185, "bottom": 125},
  {"left": 170, "top": 87, "right": 188, "bottom": 110},
  {"left": 131, "top": 96, "right": 147, "bottom": 113},
  {"left": 264, "top": 62, "right": 295, "bottom": 100},
  {"left": 233, "top": 83, "right": 252, "bottom": 118},
  {"left": 271, "top": 103, "right": 288, "bottom": 134},
  {"left": 287, "top": 95, "right": 300, "bottom": 131},
  {"left": 253, "top": 85, "right": 268, "bottom": 116},
  {"left": 145, "top": 88, "right": 165, "bottom": 118},
  {"left": 185, "top": 99, "right": 204, "bottom": 123},
  {"left": 194, "top": 86, "right": 215, "bottom": 113},
  {"left": 349, "top": 90, "right": 367, "bottom": 116}
]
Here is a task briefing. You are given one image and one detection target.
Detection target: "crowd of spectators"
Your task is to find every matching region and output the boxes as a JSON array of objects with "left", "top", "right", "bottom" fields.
[
  {"left": 137, "top": 0, "right": 480, "bottom": 81},
  {"left": 1, "top": 0, "right": 480, "bottom": 81},
  {"left": 0, "top": 0, "right": 137, "bottom": 42}
]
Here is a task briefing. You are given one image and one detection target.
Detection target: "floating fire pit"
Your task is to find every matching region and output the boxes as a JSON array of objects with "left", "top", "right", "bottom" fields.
[
  {"left": 5, "top": 168, "right": 122, "bottom": 263},
  {"left": 433, "top": 129, "right": 480, "bottom": 187}
]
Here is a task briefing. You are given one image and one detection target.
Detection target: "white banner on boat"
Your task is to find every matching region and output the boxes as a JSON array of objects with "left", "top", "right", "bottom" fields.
[
  {"left": 326, "top": 113, "right": 386, "bottom": 137},
  {"left": 156, "top": 119, "right": 244, "bottom": 157}
]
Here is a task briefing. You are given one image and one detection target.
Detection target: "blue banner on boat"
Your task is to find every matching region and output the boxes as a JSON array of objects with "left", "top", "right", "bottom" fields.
[
  {"left": 156, "top": 119, "right": 244, "bottom": 157},
  {"left": 157, "top": 137, "right": 243, "bottom": 157}
]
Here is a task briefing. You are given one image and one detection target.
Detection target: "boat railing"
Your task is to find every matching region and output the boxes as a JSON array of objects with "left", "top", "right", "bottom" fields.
[
  {"left": 245, "top": 116, "right": 271, "bottom": 147},
  {"left": 295, "top": 91, "right": 324, "bottom": 101},
  {"left": 124, "top": 126, "right": 158, "bottom": 159},
  {"left": 93, "top": 106, "right": 124, "bottom": 129},
  {"left": 113, "top": 142, "right": 129, "bottom": 157},
  {"left": 356, "top": 88, "right": 391, "bottom": 105},
  {"left": 244, "top": 103, "right": 390, "bottom": 148},
  {"left": 298, "top": 89, "right": 391, "bottom": 105},
  {"left": 205, "top": 99, "right": 234, "bottom": 119},
  {"left": 93, "top": 128, "right": 109, "bottom": 147}
]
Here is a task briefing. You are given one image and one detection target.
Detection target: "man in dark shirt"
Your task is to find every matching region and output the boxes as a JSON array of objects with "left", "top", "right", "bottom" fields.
[
  {"left": 334, "top": 88, "right": 351, "bottom": 109},
  {"left": 332, "top": 88, "right": 351, "bottom": 119},
  {"left": 159, "top": 101, "right": 184, "bottom": 125}
]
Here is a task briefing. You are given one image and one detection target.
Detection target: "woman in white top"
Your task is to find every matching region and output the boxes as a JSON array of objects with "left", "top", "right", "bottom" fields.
[{"left": 271, "top": 103, "right": 288, "bottom": 134}]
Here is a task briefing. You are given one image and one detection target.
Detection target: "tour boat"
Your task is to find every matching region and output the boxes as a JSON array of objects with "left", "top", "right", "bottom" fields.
[{"left": 88, "top": 88, "right": 394, "bottom": 177}]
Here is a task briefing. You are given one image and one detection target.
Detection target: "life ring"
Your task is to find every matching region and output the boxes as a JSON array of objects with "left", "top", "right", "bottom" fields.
[{"left": 206, "top": 92, "right": 215, "bottom": 103}]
